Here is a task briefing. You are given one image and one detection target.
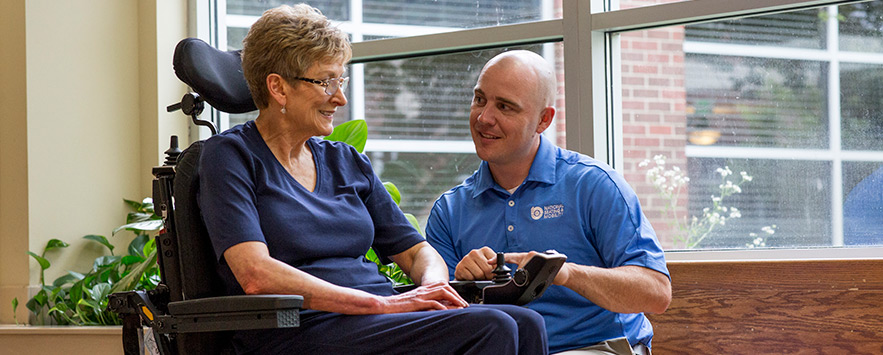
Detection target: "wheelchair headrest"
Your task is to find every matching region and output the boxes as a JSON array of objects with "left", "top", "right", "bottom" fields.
[{"left": 173, "top": 38, "right": 257, "bottom": 114}]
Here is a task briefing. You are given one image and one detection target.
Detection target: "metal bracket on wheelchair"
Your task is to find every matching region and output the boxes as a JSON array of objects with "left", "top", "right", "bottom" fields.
[{"left": 166, "top": 92, "right": 218, "bottom": 135}]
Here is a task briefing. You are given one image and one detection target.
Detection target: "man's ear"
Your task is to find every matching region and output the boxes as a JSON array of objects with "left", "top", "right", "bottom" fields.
[
  {"left": 266, "top": 73, "right": 288, "bottom": 108},
  {"left": 536, "top": 106, "right": 555, "bottom": 134}
]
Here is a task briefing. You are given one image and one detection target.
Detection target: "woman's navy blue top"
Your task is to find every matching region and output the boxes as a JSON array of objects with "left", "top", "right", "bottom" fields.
[{"left": 198, "top": 120, "right": 423, "bottom": 299}]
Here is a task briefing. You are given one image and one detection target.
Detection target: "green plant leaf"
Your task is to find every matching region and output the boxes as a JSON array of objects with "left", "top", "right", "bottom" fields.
[
  {"left": 78, "top": 298, "right": 101, "bottom": 311},
  {"left": 113, "top": 219, "right": 163, "bottom": 235},
  {"left": 89, "top": 283, "right": 111, "bottom": 302},
  {"left": 84, "top": 234, "right": 115, "bottom": 253},
  {"left": 323, "top": 119, "right": 367, "bottom": 153},
  {"left": 112, "top": 249, "right": 157, "bottom": 293},
  {"left": 52, "top": 272, "right": 82, "bottom": 287},
  {"left": 121, "top": 255, "right": 144, "bottom": 266},
  {"left": 128, "top": 234, "right": 149, "bottom": 257},
  {"left": 143, "top": 238, "right": 157, "bottom": 256},
  {"left": 123, "top": 198, "right": 142, "bottom": 211},
  {"left": 93, "top": 255, "right": 122, "bottom": 270},
  {"left": 404, "top": 213, "right": 423, "bottom": 236},
  {"left": 12, "top": 298, "right": 18, "bottom": 324},
  {"left": 27, "top": 251, "right": 50, "bottom": 271},
  {"left": 384, "top": 182, "right": 402, "bottom": 205},
  {"left": 44, "top": 239, "right": 70, "bottom": 253}
]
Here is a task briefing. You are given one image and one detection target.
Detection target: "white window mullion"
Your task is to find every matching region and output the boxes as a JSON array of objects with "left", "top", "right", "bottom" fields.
[{"left": 827, "top": 5, "right": 844, "bottom": 246}]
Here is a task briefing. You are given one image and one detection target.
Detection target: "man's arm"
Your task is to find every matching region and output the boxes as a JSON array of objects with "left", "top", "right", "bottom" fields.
[
  {"left": 504, "top": 252, "right": 671, "bottom": 314},
  {"left": 224, "top": 241, "right": 468, "bottom": 314}
]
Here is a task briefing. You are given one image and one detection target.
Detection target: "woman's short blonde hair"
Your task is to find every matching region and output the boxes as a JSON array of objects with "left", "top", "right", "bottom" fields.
[{"left": 241, "top": 4, "right": 352, "bottom": 109}]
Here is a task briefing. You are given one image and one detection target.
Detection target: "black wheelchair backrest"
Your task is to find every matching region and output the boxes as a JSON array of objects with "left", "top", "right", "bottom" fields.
[{"left": 173, "top": 38, "right": 257, "bottom": 114}]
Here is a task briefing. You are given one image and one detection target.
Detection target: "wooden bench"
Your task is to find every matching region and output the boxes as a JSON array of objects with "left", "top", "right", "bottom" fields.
[{"left": 646, "top": 259, "right": 883, "bottom": 354}]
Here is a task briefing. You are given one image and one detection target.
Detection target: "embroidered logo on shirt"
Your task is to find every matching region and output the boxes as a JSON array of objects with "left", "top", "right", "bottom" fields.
[
  {"left": 530, "top": 206, "right": 544, "bottom": 220},
  {"left": 530, "top": 204, "right": 564, "bottom": 220}
]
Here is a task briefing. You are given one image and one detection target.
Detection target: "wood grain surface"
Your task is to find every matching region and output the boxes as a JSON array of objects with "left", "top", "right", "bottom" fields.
[{"left": 647, "top": 259, "right": 883, "bottom": 354}]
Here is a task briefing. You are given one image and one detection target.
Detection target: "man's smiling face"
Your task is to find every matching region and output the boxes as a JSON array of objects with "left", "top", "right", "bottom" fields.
[{"left": 469, "top": 58, "right": 547, "bottom": 168}]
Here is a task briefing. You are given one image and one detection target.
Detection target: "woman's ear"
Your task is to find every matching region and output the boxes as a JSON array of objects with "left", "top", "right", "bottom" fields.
[{"left": 266, "top": 73, "right": 288, "bottom": 108}]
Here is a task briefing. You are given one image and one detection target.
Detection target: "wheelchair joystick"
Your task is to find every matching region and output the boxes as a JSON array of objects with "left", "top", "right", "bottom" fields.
[{"left": 492, "top": 252, "right": 512, "bottom": 284}]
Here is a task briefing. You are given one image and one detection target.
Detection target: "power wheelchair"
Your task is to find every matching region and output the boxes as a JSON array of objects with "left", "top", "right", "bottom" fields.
[{"left": 107, "top": 37, "right": 565, "bottom": 355}]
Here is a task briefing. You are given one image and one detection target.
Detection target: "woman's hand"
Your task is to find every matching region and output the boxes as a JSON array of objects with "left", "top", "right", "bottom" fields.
[{"left": 376, "top": 281, "right": 468, "bottom": 313}]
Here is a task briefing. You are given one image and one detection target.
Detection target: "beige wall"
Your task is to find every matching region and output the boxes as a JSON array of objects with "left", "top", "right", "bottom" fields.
[{"left": 0, "top": 0, "right": 189, "bottom": 324}]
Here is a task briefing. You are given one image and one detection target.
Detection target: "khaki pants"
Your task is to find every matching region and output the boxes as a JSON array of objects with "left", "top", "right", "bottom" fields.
[{"left": 554, "top": 337, "right": 651, "bottom": 355}]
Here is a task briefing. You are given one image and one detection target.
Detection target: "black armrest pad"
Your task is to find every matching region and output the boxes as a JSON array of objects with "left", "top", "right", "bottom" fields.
[{"left": 169, "top": 295, "right": 304, "bottom": 316}]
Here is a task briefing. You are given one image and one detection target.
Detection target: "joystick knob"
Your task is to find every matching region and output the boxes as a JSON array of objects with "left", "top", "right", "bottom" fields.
[{"left": 492, "top": 252, "right": 512, "bottom": 284}]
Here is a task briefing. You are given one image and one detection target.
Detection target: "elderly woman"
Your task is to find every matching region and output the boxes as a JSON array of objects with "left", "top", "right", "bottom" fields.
[{"left": 198, "top": 4, "right": 547, "bottom": 354}]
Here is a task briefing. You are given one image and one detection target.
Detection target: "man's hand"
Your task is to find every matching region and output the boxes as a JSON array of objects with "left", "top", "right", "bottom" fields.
[
  {"left": 377, "top": 281, "right": 468, "bottom": 313},
  {"left": 454, "top": 247, "right": 497, "bottom": 280},
  {"left": 500, "top": 251, "right": 571, "bottom": 286}
]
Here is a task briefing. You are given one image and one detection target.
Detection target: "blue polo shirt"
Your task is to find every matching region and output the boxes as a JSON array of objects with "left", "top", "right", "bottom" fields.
[{"left": 426, "top": 135, "right": 669, "bottom": 353}]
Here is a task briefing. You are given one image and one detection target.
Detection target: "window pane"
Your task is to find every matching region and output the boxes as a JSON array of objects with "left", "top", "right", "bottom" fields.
[
  {"left": 369, "top": 152, "right": 481, "bottom": 225},
  {"left": 685, "top": 8, "right": 824, "bottom": 49},
  {"left": 363, "top": 44, "right": 558, "bottom": 141},
  {"left": 685, "top": 54, "right": 828, "bottom": 149},
  {"left": 362, "top": 0, "right": 551, "bottom": 28},
  {"left": 842, "top": 161, "right": 883, "bottom": 245},
  {"left": 839, "top": 2, "right": 883, "bottom": 52},
  {"left": 841, "top": 63, "right": 883, "bottom": 151},
  {"left": 227, "top": 0, "right": 349, "bottom": 20},
  {"left": 620, "top": 5, "right": 883, "bottom": 250}
]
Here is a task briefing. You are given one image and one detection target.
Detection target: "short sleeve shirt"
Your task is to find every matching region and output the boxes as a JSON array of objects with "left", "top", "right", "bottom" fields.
[
  {"left": 199, "top": 120, "right": 424, "bottom": 298},
  {"left": 426, "top": 135, "right": 669, "bottom": 353}
]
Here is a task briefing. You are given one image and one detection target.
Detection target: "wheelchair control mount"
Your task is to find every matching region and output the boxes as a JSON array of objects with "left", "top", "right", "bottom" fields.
[{"left": 398, "top": 251, "right": 566, "bottom": 306}]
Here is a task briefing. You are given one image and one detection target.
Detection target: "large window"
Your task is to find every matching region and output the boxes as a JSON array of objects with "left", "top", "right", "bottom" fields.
[{"left": 199, "top": 0, "right": 883, "bottom": 258}]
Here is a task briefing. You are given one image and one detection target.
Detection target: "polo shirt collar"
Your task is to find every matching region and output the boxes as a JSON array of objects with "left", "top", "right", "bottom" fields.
[{"left": 472, "top": 135, "right": 558, "bottom": 198}]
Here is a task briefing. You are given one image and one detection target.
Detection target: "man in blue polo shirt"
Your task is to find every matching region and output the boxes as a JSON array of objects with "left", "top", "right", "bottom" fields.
[{"left": 426, "top": 50, "right": 672, "bottom": 354}]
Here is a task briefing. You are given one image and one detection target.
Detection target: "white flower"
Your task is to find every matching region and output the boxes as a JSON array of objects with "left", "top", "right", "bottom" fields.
[
  {"left": 712, "top": 196, "right": 722, "bottom": 203},
  {"left": 749, "top": 232, "right": 757, "bottom": 237},
  {"left": 638, "top": 160, "right": 650, "bottom": 168},
  {"left": 762, "top": 226, "right": 776, "bottom": 234},
  {"left": 729, "top": 209, "right": 742, "bottom": 218},
  {"left": 733, "top": 185, "right": 742, "bottom": 193},
  {"left": 741, "top": 171, "right": 753, "bottom": 181}
]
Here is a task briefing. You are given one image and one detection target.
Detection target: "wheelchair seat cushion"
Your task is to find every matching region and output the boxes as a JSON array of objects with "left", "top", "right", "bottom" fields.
[{"left": 172, "top": 38, "right": 257, "bottom": 114}]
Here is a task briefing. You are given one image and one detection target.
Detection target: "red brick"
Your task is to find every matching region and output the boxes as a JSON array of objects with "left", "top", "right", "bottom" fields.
[
  {"left": 635, "top": 114, "right": 661, "bottom": 123},
  {"left": 649, "top": 102, "right": 670, "bottom": 111},
  {"left": 632, "top": 41, "right": 659, "bottom": 50},
  {"left": 622, "top": 76, "right": 645, "bottom": 86},
  {"left": 623, "top": 125, "right": 646, "bottom": 134},
  {"left": 634, "top": 137, "right": 661, "bottom": 147},
  {"left": 647, "top": 30, "right": 670, "bottom": 39},
  {"left": 648, "top": 54, "right": 670, "bottom": 63},
  {"left": 622, "top": 52, "right": 645, "bottom": 61},
  {"left": 632, "top": 65, "right": 659, "bottom": 74},
  {"left": 664, "top": 138, "right": 686, "bottom": 147},
  {"left": 623, "top": 101, "right": 645, "bottom": 110},
  {"left": 648, "top": 78, "right": 670, "bottom": 87},
  {"left": 649, "top": 126, "right": 672, "bottom": 135},
  {"left": 662, "top": 66, "right": 684, "bottom": 75},
  {"left": 624, "top": 148, "right": 648, "bottom": 158},
  {"left": 662, "top": 90, "right": 685, "bottom": 99},
  {"left": 662, "top": 43, "right": 682, "bottom": 51},
  {"left": 633, "top": 89, "right": 659, "bottom": 98},
  {"left": 664, "top": 114, "right": 686, "bottom": 123}
]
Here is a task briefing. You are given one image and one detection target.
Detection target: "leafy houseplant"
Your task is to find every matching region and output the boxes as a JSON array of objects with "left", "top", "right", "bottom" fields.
[{"left": 14, "top": 198, "right": 162, "bottom": 325}]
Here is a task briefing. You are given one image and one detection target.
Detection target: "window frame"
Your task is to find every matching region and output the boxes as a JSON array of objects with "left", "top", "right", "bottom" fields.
[{"left": 194, "top": 0, "right": 883, "bottom": 261}]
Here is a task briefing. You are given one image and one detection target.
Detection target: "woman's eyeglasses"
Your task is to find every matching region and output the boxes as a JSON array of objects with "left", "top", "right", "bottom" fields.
[{"left": 293, "top": 76, "right": 349, "bottom": 96}]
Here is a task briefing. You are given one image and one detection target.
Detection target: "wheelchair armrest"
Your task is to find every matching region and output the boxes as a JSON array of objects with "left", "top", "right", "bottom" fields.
[
  {"left": 168, "top": 294, "right": 303, "bottom": 315},
  {"left": 167, "top": 294, "right": 303, "bottom": 333}
]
